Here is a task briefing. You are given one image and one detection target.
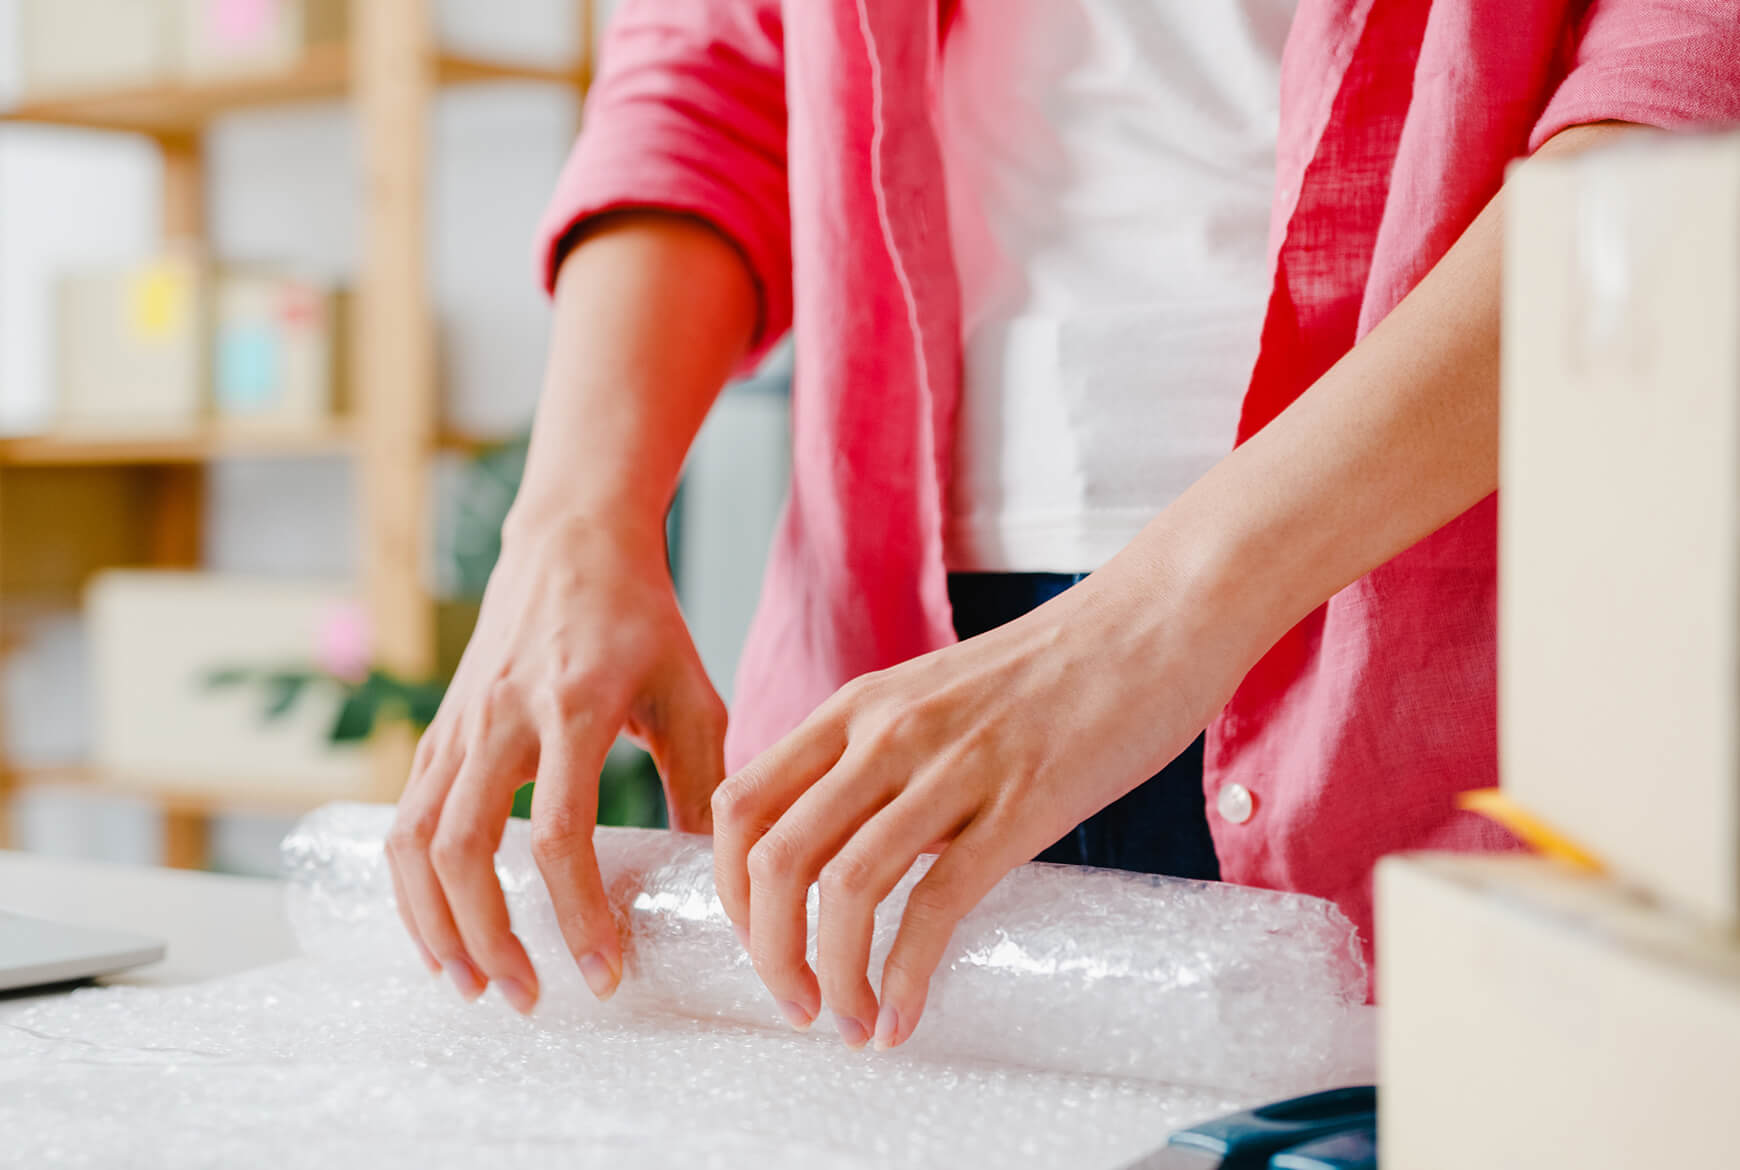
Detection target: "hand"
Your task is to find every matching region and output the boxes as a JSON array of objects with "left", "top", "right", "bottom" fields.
[
  {"left": 709, "top": 566, "right": 1241, "bottom": 1050},
  {"left": 387, "top": 516, "right": 727, "bottom": 1013}
]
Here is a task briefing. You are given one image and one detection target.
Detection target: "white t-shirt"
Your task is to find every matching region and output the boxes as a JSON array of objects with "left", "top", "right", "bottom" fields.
[{"left": 939, "top": 0, "right": 1296, "bottom": 573}]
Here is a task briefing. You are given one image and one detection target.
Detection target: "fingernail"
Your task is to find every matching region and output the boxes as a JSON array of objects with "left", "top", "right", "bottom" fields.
[
  {"left": 778, "top": 1000, "right": 815, "bottom": 1032},
  {"left": 835, "top": 1015, "right": 870, "bottom": 1050},
  {"left": 734, "top": 922, "right": 750, "bottom": 951},
  {"left": 445, "top": 957, "right": 485, "bottom": 1001},
  {"left": 414, "top": 940, "right": 441, "bottom": 975},
  {"left": 578, "top": 951, "right": 620, "bottom": 1001},
  {"left": 497, "top": 977, "right": 536, "bottom": 1015},
  {"left": 872, "top": 1004, "right": 901, "bottom": 1051}
]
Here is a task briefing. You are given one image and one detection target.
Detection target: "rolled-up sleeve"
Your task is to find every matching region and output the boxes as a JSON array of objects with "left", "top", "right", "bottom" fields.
[
  {"left": 1531, "top": 1, "right": 1740, "bottom": 148},
  {"left": 535, "top": 0, "right": 792, "bottom": 358}
]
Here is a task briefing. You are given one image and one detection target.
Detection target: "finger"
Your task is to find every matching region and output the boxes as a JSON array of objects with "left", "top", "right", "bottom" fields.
[
  {"left": 386, "top": 735, "right": 475, "bottom": 983},
  {"left": 710, "top": 715, "right": 849, "bottom": 934},
  {"left": 876, "top": 816, "right": 1019, "bottom": 1051},
  {"left": 640, "top": 661, "right": 728, "bottom": 834},
  {"left": 529, "top": 709, "right": 624, "bottom": 1002},
  {"left": 430, "top": 719, "right": 540, "bottom": 1014},
  {"left": 745, "top": 746, "right": 896, "bottom": 1036},
  {"left": 387, "top": 857, "right": 440, "bottom": 974},
  {"left": 816, "top": 785, "right": 973, "bottom": 1049}
]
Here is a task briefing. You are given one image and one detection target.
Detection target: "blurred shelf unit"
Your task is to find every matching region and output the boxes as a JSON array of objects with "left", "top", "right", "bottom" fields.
[
  {"left": 0, "top": 0, "right": 592, "bottom": 866},
  {"left": 5, "top": 765, "right": 362, "bottom": 816},
  {"left": 0, "top": 423, "right": 355, "bottom": 467},
  {"left": 0, "top": 44, "right": 589, "bottom": 139},
  {"left": 0, "top": 424, "right": 501, "bottom": 467}
]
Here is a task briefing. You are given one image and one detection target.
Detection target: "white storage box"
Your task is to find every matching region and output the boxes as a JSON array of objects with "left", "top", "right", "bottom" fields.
[
  {"left": 213, "top": 273, "right": 345, "bottom": 431},
  {"left": 1379, "top": 853, "right": 1740, "bottom": 1170},
  {"left": 178, "top": 0, "right": 348, "bottom": 80},
  {"left": 87, "top": 571, "right": 369, "bottom": 794},
  {"left": 17, "top": 0, "right": 179, "bottom": 97},
  {"left": 1501, "top": 132, "right": 1740, "bottom": 926},
  {"left": 56, "top": 256, "right": 210, "bottom": 434}
]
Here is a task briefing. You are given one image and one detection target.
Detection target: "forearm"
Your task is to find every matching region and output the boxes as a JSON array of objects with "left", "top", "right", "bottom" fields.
[
  {"left": 1107, "top": 122, "right": 1644, "bottom": 670},
  {"left": 509, "top": 212, "right": 760, "bottom": 553}
]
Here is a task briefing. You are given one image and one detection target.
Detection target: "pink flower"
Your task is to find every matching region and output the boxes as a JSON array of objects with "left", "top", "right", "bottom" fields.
[{"left": 317, "top": 602, "right": 373, "bottom": 684}]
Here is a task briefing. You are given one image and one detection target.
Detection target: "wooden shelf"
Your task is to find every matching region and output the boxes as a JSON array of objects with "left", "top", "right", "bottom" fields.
[
  {"left": 8, "top": 765, "right": 362, "bottom": 818},
  {"left": 0, "top": 423, "right": 356, "bottom": 467},
  {"left": 0, "top": 45, "right": 586, "bottom": 139}
]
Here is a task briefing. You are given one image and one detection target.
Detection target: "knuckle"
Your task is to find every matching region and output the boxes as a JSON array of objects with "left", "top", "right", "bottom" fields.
[
  {"left": 529, "top": 805, "right": 589, "bottom": 867},
  {"left": 709, "top": 776, "right": 757, "bottom": 830},
  {"left": 879, "top": 951, "right": 932, "bottom": 997},
  {"left": 818, "top": 854, "right": 874, "bottom": 904},
  {"left": 385, "top": 814, "right": 435, "bottom": 859},
  {"left": 817, "top": 963, "right": 861, "bottom": 1008},
  {"left": 748, "top": 954, "right": 785, "bottom": 989},
  {"left": 903, "top": 879, "right": 965, "bottom": 928},
  {"left": 482, "top": 673, "right": 518, "bottom": 708},
  {"left": 749, "top": 947, "right": 805, "bottom": 989},
  {"left": 429, "top": 826, "right": 491, "bottom": 874},
  {"left": 698, "top": 689, "right": 729, "bottom": 740},
  {"left": 412, "top": 733, "right": 440, "bottom": 773},
  {"left": 549, "top": 659, "right": 609, "bottom": 708},
  {"left": 830, "top": 672, "right": 877, "bottom": 712},
  {"left": 746, "top": 833, "right": 801, "bottom": 887}
]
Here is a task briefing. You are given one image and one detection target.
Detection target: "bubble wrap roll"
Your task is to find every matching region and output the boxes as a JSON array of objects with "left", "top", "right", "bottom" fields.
[{"left": 287, "top": 803, "right": 1367, "bottom": 1093}]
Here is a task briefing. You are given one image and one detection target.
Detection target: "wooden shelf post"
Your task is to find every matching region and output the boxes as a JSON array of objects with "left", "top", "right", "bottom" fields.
[{"left": 355, "top": 0, "right": 440, "bottom": 801}]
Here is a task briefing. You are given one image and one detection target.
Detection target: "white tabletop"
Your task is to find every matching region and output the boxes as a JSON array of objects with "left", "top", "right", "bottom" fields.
[{"left": 0, "top": 850, "right": 295, "bottom": 1010}]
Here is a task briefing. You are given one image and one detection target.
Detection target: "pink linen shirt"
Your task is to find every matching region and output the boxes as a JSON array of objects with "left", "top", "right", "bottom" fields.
[{"left": 537, "top": 0, "right": 1740, "bottom": 960}]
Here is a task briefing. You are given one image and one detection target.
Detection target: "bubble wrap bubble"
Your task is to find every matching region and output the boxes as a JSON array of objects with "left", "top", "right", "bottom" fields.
[{"left": 2, "top": 803, "right": 1370, "bottom": 1169}]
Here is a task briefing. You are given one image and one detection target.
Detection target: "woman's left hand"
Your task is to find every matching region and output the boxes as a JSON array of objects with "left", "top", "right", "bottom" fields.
[{"left": 709, "top": 562, "right": 1247, "bottom": 1051}]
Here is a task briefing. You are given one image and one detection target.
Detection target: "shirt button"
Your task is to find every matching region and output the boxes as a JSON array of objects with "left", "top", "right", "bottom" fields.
[{"left": 1216, "top": 783, "right": 1255, "bottom": 825}]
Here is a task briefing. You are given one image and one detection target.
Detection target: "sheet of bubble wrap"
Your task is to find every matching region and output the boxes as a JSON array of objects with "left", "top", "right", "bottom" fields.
[{"left": 1, "top": 802, "right": 1371, "bottom": 1169}]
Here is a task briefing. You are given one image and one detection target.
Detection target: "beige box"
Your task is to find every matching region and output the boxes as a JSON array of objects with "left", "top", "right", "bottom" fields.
[
  {"left": 1501, "top": 133, "right": 1740, "bottom": 926},
  {"left": 56, "top": 256, "right": 211, "bottom": 434},
  {"left": 17, "top": 0, "right": 179, "bottom": 96},
  {"left": 213, "top": 272, "right": 346, "bottom": 431},
  {"left": 1379, "top": 853, "right": 1740, "bottom": 1170},
  {"left": 177, "top": 0, "right": 348, "bottom": 80},
  {"left": 88, "top": 571, "right": 369, "bottom": 794}
]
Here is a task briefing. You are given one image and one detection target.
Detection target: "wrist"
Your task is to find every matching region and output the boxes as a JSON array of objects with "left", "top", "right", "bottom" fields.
[
  {"left": 499, "top": 497, "right": 669, "bottom": 573},
  {"left": 1092, "top": 496, "right": 1305, "bottom": 709}
]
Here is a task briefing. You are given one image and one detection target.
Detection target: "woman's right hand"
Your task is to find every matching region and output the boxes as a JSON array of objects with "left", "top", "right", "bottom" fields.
[{"left": 386, "top": 513, "right": 727, "bottom": 1014}]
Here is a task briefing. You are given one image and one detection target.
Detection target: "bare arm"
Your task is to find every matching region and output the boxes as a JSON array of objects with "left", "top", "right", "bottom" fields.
[
  {"left": 511, "top": 211, "right": 760, "bottom": 547},
  {"left": 1115, "top": 122, "right": 1637, "bottom": 666},
  {"left": 388, "top": 211, "right": 759, "bottom": 1013},
  {"left": 710, "top": 122, "right": 1647, "bottom": 1052}
]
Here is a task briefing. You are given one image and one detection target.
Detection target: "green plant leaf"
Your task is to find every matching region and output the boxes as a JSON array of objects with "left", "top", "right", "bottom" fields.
[
  {"left": 329, "top": 682, "right": 382, "bottom": 743},
  {"left": 204, "top": 667, "right": 254, "bottom": 688},
  {"left": 262, "top": 672, "right": 310, "bottom": 720}
]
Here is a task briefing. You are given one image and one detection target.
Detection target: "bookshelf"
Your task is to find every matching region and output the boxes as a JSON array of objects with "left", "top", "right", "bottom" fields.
[{"left": 0, "top": 0, "right": 591, "bottom": 867}]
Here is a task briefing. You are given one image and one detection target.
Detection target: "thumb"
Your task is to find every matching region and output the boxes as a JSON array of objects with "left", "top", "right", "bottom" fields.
[{"left": 638, "top": 658, "right": 728, "bottom": 834}]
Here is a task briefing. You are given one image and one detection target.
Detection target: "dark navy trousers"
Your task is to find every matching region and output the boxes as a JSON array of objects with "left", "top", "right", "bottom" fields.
[{"left": 947, "top": 572, "right": 1221, "bottom": 882}]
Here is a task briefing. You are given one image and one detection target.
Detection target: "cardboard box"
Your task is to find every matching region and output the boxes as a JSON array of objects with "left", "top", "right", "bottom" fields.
[
  {"left": 87, "top": 571, "right": 369, "bottom": 794},
  {"left": 56, "top": 256, "right": 210, "bottom": 434},
  {"left": 178, "top": 0, "right": 348, "bottom": 80},
  {"left": 213, "top": 273, "right": 346, "bottom": 431},
  {"left": 1501, "top": 133, "right": 1740, "bottom": 926},
  {"left": 1379, "top": 853, "right": 1740, "bottom": 1170},
  {"left": 17, "top": 0, "right": 179, "bottom": 96}
]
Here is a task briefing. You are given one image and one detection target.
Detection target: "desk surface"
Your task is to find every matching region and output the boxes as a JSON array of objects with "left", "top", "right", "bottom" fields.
[{"left": 0, "top": 850, "right": 295, "bottom": 1008}]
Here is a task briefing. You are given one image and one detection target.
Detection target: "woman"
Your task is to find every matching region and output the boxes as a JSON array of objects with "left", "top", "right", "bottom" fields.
[{"left": 386, "top": 0, "right": 1740, "bottom": 1052}]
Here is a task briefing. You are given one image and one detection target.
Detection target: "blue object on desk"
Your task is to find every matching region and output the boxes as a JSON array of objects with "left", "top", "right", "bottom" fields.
[
  {"left": 1122, "top": 1085, "right": 1377, "bottom": 1170},
  {"left": 1269, "top": 1127, "right": 1378, "bottom": 1170}
]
